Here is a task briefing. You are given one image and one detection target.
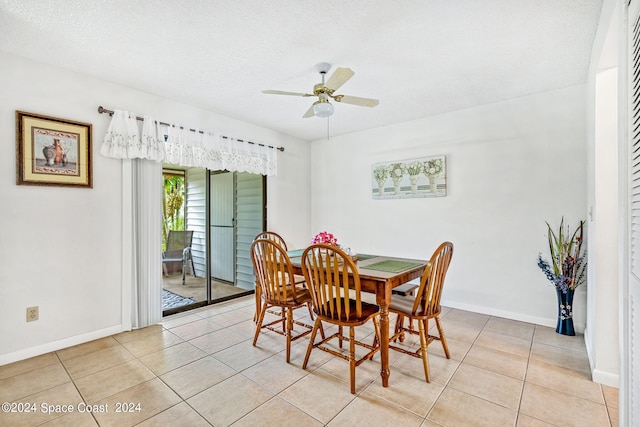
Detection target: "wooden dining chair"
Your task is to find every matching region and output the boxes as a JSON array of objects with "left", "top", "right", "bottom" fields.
[
  {"left": 301, "top": 243, "right": 381, "bottom": 394},
  {"left": 388, "top": 241, "right": 454, "bottom": 382},
  {"left": 252, "top": 231, "right": 305, "bottom": 322},
  {"left": 253, "top": 231, "right": 287, "bottom": 321},
  {"left": 251, "top": 238, "right": 314, "bottom": 362}
]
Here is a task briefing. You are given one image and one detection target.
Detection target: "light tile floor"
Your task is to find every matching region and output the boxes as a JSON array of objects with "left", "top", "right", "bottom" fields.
[{"left": 0, "top": 295, "right": 619, "bottom": 426}]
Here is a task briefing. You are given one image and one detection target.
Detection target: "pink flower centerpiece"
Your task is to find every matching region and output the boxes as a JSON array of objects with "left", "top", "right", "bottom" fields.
[{"left": 312, "top": 231, "right": 338, "bottom": 246}]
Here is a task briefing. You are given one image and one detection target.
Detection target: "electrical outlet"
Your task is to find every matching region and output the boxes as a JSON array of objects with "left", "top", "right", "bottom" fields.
[{"left": 26, "top": 306, "right": 38, "bottom": 322}]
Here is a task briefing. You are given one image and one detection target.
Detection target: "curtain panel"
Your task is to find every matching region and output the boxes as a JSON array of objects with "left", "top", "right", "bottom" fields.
[
  {"left": 130, "top": 159, "right": 163, "bottom": 329},
  {"left": 100, "top": 109, "right": 278, "bottom": 176}
]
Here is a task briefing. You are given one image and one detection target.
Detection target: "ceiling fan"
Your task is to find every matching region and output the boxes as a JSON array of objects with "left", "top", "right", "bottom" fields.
[{"left": 262, "top": 62, "right": 379, "bottom": 118}]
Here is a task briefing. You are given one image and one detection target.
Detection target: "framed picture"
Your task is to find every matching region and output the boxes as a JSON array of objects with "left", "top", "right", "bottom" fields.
[
  {"left": 372, "top": 155, "right": 446, "bottom": 199},
  {"left": 16, "top": 111, "right": 92, "bottom": 188}
]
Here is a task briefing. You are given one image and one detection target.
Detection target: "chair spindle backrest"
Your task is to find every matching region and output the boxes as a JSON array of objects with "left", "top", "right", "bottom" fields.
[
  {"left": 413, "top": 242, "right": 454, "bottom": 317},
  {"left": 253, "top": 231, "right": 288, "bottom": 251},
  {"left": 251, "top": 238, "right": 298, "bottom": 305},
  {"left": 302, "top": 244, "right": 362, "bottom": 321}
]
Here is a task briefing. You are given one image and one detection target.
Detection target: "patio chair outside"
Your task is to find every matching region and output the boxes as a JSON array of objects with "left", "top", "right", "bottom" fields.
[{"left": 162, "top": 230, "right": 195, "bottom": 285}]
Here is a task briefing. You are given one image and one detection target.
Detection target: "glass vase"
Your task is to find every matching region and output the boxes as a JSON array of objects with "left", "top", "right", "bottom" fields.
[{"left": 555, "top": 289, "right": 575, "bottom": 336}]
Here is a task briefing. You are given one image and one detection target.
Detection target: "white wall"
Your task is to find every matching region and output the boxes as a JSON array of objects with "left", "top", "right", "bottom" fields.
[
  {"left": 0, "top": 52, "right": 310, "bottom": 365},
  {"left": 584, "top": 0, "right": 620, "bottom": 388},
  {"left": 266, "top": 139, "right": 312, "bottom": 248},
  {"left": 590, "top": 67, "right": 619, "bottom": 387},
  {"left": 310, "top": 86, "right": 588, "bottom": 328}
]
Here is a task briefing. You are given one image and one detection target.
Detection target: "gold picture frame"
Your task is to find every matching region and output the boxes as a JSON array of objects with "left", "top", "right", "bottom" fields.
[{"left": 16, "top": 111, "right": 92, "bottom": 188}]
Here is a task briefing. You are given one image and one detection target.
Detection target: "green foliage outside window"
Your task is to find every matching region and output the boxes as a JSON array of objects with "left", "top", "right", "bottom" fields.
[{"left": 162, "top": 173, "right": 185, "bottom": 250}]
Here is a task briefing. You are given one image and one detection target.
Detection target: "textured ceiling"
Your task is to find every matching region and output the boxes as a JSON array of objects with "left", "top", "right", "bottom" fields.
[{"left": 0, "top": 0, "right": 603, "bottom": 141}]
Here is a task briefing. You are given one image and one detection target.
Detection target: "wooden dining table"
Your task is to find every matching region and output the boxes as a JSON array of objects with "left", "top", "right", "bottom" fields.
[{"left": 287, "top": 250, "right": 428, "bottom": 387}]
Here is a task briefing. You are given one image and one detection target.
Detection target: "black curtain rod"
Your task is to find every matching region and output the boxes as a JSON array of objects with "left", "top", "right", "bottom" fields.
[{"left": 97, "top": 106, "right": 284, "bottom": 152}]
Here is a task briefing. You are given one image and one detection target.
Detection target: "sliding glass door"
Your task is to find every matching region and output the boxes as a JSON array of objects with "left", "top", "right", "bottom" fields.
[
  {"left": 162, "top": 166, "right": 264, "bottom": 316},
  {"left": 162, "top": 166, "right": 208, "bottom": 315},
  {"left": 209, "top": 171, "right": 264, "bottom": 296}
]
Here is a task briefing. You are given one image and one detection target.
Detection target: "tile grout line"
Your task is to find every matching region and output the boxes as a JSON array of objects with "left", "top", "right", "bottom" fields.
[
  {"left": 2, "top": 300, "right": 617, "bottom": 427},
  {"left": 434, "top": 314, "right": 535, "bottom": 424},
  {"left": 55, "top": 350, "right": 101, "bottom": 426},
  {"left": 512, "top": 324, "right": 540, "bottom": 427}
]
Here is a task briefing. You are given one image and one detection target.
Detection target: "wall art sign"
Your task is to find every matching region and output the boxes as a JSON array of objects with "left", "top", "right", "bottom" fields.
[
  {"left": 16, "top": 111, "right": 92, "bottom": 188},
  {"left": 372, "top": 155, "right": 446, "bottom": 199}
]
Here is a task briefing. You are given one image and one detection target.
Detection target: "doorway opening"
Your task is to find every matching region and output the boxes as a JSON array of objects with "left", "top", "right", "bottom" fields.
[{"left": 161, "top": 166, "right": 264, "bottom": 316}]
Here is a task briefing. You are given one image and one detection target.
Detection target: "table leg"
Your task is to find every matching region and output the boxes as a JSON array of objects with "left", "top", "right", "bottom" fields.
[{"left": 377, "top": 285, "right": 391, "bottom": 387}]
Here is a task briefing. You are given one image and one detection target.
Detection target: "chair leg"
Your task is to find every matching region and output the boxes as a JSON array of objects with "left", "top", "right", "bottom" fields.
[
  {"left": 394, "top": 314, "right": 405, "bottom": 342},
  {"left": 338, "top": 326, "right": 344, "bottom": 349},
  {"left": 286, "top": 307, "right": 294, "bottom": 363},
  {"left": 253, "top": 302, "right": 268, "bottom": 347},
  {"left": 369, "top": 316, "right": 382, "bottom": 358},
  {"left": 181, "top": 259, "right": 186, "bottom": 285},
  {"left": 306, "top": 303, "right": 314, "bottom": 320},
  {"left": 254, "top": 285, "right": 262, "bottom": 323},
  {"left": 417, "top": 318, "right": 431, "bottom": 383},
  {"left": 372, "top": 315, "right": 384, "bottom": 349},
  {"left": 308, "top": 304, "right": 325, "bottom": 340},
  {"left": 303, "top": 318, "right": 322, "bottom": 369},
  {"left": 349, "top": 326, "right": 356, "bottom": 394},
  {"left": 434, "top": 315, "right": 450, "bottom": 359}
]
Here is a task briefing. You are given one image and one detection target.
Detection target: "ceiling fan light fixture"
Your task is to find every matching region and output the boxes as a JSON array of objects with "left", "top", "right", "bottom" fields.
[
  {"left": 263, "top": 63, "right": 378, "bottom": 120},
  {"left": 313, "top": 101, "right": 334, "bottom": 117}
]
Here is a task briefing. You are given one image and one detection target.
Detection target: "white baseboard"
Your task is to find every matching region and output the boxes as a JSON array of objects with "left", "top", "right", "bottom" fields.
[
  {"left": 440, "top": 299, "right": 586, "bottom": 333},
  {"left": 584, "top": 327, "right": 620, "bottom": 387},
  {"left": 592, "top": 369, "right": 620, "bottom": 388},
  {"left": 0, "top": 325, "right": 124, "bottom": 366},
  {"left": 443, "top": 301, "right": 621, "bottom": 387},
  {"left": 584, "top": 326, "right": 595, "bottom": 369}
]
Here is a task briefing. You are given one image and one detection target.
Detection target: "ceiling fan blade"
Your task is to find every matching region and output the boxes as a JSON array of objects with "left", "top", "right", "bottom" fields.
[
  {"left": 335, "top": 95, "right": 379, "bottom": 107},
  {"left": 263, "top": 90, "right": 313, "bottom": 97},
  {"left": 303, "top": 103, "right": 315, "bottom": 118},
  {"left": 324, "top": 67, "right": 355, "bottom": 92}
]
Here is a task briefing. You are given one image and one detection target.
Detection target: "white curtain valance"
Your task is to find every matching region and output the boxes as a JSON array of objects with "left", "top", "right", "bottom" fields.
[
  {"left": 100, "top": 109, "right": 278, "bottom": 176},
  {"left": 100, "top": 110, "right": 137, "bottom": 159}
]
